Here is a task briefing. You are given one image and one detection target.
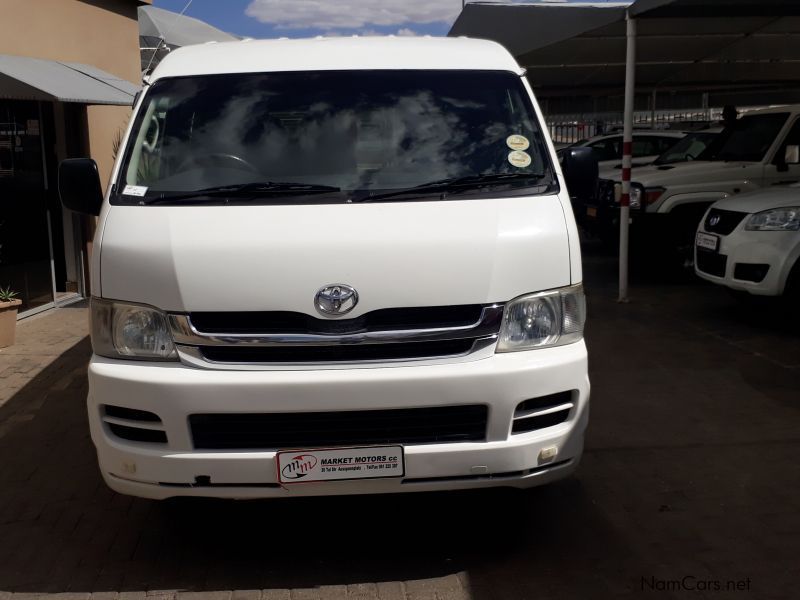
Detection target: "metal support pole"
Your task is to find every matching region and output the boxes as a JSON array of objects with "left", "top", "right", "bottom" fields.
[
  {"left": 619, "top": 12, "right": 636, "bottom": 303},
  {"left": 651, "top": 90, "right": 657, "bottom": 128}
]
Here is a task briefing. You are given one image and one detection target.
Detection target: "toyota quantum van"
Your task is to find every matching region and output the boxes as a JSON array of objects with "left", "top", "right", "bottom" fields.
[{"left": 58, "top": 37, "right": 596, "bottom": 499}]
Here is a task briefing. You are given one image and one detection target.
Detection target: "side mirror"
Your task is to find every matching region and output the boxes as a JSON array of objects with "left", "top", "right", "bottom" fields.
[
  {"left": 561, "top": 147, "right": 599, "bottom": 202},
  {"left": 785, "top": 144, "right": 800, "bottom": 165},
  {"left": 58, "top": 158, "right": 104, "bottom": 216}
]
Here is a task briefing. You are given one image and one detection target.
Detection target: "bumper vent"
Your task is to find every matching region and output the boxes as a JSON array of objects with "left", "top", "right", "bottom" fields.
[
  {"left": 704, "top": 209, "right": 747, "bottom": 235},
  {"left": 511, "top": 392, "right": 574, "bottom": 435},
  {"left": 102, "top": 405, "right": 167, "bottom": 444},
  {"left": 189, "top": 405, "right": 488, "bottom": 450},
  {"left": 734, "top": 263, "right": 770, "bottom": 283},
  {"left": 696, "top": 251, "right": 728, "bottom": 278}
]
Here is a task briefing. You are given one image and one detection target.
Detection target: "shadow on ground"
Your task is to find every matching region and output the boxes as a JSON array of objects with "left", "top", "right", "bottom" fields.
[
  {"left": 1, "top": 248, "right": 798, "bottom": 598},
  {"left": 0, "top": 334, "right": 640, "bottom": 597}
]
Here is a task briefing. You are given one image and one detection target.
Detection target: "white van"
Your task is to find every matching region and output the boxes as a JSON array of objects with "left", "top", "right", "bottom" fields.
[{"left": 58, "top": 37, "right": 594, "bottom": 500}]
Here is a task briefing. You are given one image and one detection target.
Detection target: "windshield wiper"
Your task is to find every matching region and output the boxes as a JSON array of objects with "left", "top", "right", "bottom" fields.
[
  {"left": 352, "top": 172, "right": 547, "bottom": 203},
  {"left": 139, "top": 181, "right": 341, "bottom": 205}
]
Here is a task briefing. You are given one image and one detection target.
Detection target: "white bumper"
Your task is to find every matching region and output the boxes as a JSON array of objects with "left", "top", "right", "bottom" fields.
[
  {"left": 88, "top": 342, "right": 589, "bottom": 499},
  {"left": 695, "top": 226, "right": 800, "bottom": 296}
]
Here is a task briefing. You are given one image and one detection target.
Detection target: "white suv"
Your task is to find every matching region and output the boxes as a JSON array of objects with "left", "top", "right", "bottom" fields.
[
  {"left": 58, "top": 37, "right": 593, "bottom": 500},
  {"left": 695, "top": 186, "right": 800, "bottom": 297}
]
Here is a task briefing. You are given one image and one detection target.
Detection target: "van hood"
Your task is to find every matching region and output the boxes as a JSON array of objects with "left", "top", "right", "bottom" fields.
[
  {"left": 604, "top": 161, "right": 755, "bottom": 188},
  {"left": 99, "top": 196, "right": 573, "bottom": 315}
]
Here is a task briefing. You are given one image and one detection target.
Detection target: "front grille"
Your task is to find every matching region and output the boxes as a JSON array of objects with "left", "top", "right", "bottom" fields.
[
  {"left": 596, "top": 179, "right": 616, "bottom": 206},
  {"left": 511, "top": 391, "right": 574, "bottom": 435},
  {"left": 696, "top": 251, "right": 728, "bottom": 277},
  {"left": 189, "top": 405, "right": 489, "bottom": 450},
  {"left": 704, "top": 209, "right": 747, "bottom": 235},
  {"left": 734, "top": 263, "right": 770, "bottom": 283},
  {"left": 201, "top": 338, "right": 476, "bottom": 363},
  {"left": 170, "top": 303, "right": 503, "bottom": 366},
  {"left": 190, "top": 305, "right": 484, "bottom": 334}
]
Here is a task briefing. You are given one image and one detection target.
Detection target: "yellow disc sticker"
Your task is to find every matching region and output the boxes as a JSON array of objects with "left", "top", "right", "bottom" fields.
[
  {"left": 506, "top": 134, "right": 530, "bottom": 151},
  {"left": 508, "top": 150, "right": 532, "bottom": 168}
]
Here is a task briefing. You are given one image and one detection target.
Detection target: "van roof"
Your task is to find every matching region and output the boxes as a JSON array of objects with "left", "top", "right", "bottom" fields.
[{"left": 149, "top": 36, "right": 523, "bottom": 82}]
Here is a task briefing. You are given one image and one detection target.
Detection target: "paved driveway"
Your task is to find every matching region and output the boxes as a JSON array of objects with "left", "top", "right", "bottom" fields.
[{"left": 0, "top": 250, "right": 798, "bottom": 599}]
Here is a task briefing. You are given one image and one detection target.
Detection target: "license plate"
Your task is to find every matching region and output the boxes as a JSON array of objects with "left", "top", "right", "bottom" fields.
[
  {"left": 696, "top": 232, "right": 719, "bottom": 252},
  {"left": 586, "top": 206, "right": 597, "bottom": 217},
  {"left": 276, "top": 446, "right": 405, "bottom": 484}
]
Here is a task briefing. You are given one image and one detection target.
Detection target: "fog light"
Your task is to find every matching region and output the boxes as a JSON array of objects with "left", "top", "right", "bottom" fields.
[{"left": 539, "top": 446, "right": 559, "bottom": 463}]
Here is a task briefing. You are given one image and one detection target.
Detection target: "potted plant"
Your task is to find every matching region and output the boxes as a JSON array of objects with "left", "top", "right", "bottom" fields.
[{"left": 0, "top": 286, "right": 21, "bottom": 348}]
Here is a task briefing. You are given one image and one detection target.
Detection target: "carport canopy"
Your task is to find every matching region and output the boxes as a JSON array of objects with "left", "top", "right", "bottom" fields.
[
  {"left": 0, "top": 54, "right": 139, "bottom": 105},
  {"left": 450, "top": 0, "right": 800, "bottom": 96}
]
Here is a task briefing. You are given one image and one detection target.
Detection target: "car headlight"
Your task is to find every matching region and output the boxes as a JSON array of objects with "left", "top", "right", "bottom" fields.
[
  {"left": 629, "top": 185, "right": 643, "bottom": 209},
  {"left": 91, "top": 298, "right": 177, "bottom": 360},
  {"left": 745, "top": 207, "right": 800, "bottom": 231},
  {"left": 497, "top": 284, "right": 586, "bottom": 352}
]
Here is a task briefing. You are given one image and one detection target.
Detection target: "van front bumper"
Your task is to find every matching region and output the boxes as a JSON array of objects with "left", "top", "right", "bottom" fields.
[{"left": 88, "top": 342, "right": 590, "bottom": 499}]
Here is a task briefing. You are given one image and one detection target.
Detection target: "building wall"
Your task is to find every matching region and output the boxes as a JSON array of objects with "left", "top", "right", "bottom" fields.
[{"left": 0, "top": 0, "right": 149, "bottom": 187}]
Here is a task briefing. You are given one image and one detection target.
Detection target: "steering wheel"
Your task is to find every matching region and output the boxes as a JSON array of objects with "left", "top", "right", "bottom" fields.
[
  {"left": 142, "top": 115, "right": 159, "bottom": 153},
  {"left": 178, "top": 152, "right": 258, "bottom": 172}
]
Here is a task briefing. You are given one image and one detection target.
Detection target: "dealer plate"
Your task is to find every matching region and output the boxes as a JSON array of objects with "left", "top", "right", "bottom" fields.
[
  {"left": 696, "top": 232, "right": 719, "bottom": 252},
  {"left": 276, "top": 446, "right": 404, "bottom": 484}
]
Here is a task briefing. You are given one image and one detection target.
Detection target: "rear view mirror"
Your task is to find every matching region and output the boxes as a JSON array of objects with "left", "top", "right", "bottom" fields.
[
  {"left": 561, "top": 147, "right": 599, "bottom": 202},
  {"left": 59, "top": 158, "right": 104, "bottom": 216},
  {"left": 785, "top": 145, "right": 800, "bottom": 165}
]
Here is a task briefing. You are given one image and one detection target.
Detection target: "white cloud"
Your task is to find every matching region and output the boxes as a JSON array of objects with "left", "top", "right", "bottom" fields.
[
  {"left": 396, "top": 28, "right": 418, "bottom": 37},
  {"left": 245, "top": 0, "right": 461, "bottom": 30}
]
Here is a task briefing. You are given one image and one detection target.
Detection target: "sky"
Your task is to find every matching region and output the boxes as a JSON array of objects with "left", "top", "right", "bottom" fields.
[{"left": 151, "top": 0, "right": 610, "bottom": 39}]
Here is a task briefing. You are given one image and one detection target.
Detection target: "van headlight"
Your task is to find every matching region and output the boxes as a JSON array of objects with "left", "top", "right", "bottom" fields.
[
  {"left": 91, "top": 298, "right": 177, "bottom": 360},
  {"left": 745, "top": 207, "right": 800, "bottom": 231},
  {"left": 497, "top": 284, "right": 586, "bottom": 352}
]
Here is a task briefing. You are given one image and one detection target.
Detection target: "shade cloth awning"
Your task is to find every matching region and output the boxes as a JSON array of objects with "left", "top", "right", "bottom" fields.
[
  {"left": 0, "top": 54, "right": 139, "bottom": 105},
  {"left": 449, "top": 0, "right": 800, "bottom": 95}
]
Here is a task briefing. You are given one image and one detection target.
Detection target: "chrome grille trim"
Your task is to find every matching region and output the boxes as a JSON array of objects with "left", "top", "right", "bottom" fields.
[
  {"left": 176, "top": 335, "right": 498, "bottom": 369},
  {"left": 167, "top": 304, "right": 504, "bottom": 347}
]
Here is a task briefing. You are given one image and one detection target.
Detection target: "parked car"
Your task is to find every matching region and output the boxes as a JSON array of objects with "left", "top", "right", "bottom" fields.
[
  {"left": 585, "top": 105, "right": 800, "bottom": 256},
  {"left": 586, "top": 129, "right": 721, "bottom": 235},
  {"left": 695, "top": 185, "right": 800, "bottom": 297},
  {"left": 57, "top": 37, "right": 595, "bottom": 500},
  {"left": 650, "top": 128, "right": 721, "bottom": 167},
  {"left": 559, "top": 131, "right": 685, "bottom": 172}
]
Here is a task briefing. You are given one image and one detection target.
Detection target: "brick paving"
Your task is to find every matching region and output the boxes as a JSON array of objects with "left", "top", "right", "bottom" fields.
[{"left": 0, "top": 252, "right": 798, "bottom": 599}]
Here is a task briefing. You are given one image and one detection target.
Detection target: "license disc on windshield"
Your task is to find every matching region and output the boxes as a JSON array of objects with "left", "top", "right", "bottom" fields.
[
  {"left": 696, "top": 232, "right": 719, "bottom": 252},
  {"left": 276, "top": 446, "right": 404, "bottom": 484}
]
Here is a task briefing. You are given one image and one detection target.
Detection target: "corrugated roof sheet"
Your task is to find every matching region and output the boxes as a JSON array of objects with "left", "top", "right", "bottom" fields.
[{"left": 0, "top": 54, "right": 138, "bottom": 105}]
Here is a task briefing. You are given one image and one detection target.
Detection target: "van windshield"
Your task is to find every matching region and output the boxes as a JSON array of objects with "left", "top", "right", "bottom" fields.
[{"left": 115, "top": 70, "right": 554, "bottom": 204}]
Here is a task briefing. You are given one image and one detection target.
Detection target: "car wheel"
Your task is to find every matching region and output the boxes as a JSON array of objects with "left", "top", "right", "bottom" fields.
[{"left": 783, "top": 259, "right": 800, "bottom": 299}]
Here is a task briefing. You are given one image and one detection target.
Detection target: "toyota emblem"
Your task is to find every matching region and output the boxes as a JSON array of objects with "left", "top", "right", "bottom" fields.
[{"left": 315, "top": 284, "right": 358, "bottom": 316}]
